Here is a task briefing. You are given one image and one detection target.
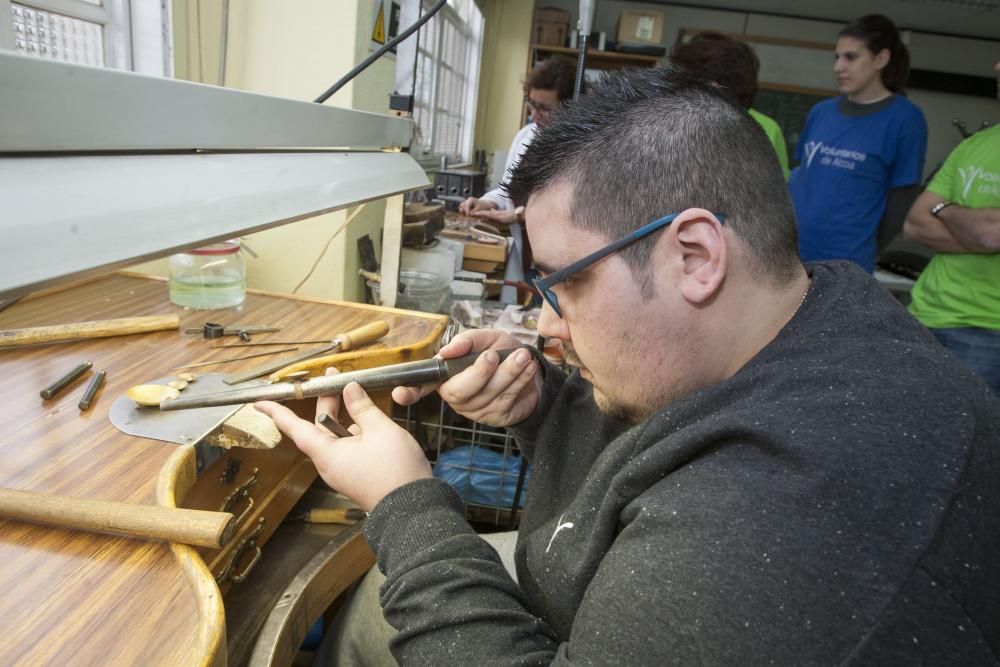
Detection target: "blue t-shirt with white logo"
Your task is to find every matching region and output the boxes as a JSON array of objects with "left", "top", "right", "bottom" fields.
[{"left": 789, "top": 95, "right": 927, "bottom": 271}]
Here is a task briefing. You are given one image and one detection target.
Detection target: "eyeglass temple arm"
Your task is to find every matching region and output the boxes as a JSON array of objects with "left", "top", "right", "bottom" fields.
[
  {"left": 536, "top": 237, "right": 632, "bottom": 287},
  {"left": 535, "top": 212, "right": 725, "bottom": 288}
]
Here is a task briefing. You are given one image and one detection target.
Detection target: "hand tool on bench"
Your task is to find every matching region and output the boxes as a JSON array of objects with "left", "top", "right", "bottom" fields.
[
  {"left": 288, "top": 507, "right": 366, "bottom": 524},
  {"left": 172, "top": 347, "right": 300, "bottom": 370},
  {"left": 0, "top": 314, "right": 180, "bottom": 347},
  {"left": 77, "top": 369, "right": 107, "bottom": 411},
  {"left": 268, "top": 341, "right": 430, "bottom": 382},
  {"left": 215, "top": 338, "right": 351, "bottom": 348},
  {"left": 0, "top": 487, "right": 236, "bottom": 548},
  {"left": 184, "top": 322, "right": 280, "bottom": 341},
  {"left": 223, "top": 321, "right": 390, "bottom": 386},
  {"left": 160, "top": 347, "right": 526, "bottom": 410},
  {"left": 40, "top": 361, "right": 93, "bottom": 399}
]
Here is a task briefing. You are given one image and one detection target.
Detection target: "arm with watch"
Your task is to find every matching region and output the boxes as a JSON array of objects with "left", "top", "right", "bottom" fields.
[{"left": 904, "top": 191, "right": 1000, "bottom": 254}]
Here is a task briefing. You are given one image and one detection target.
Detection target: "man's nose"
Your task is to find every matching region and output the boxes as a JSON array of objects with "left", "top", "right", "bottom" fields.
[{"left": 537, "top": 299, "right": 569, "bottom": 341}]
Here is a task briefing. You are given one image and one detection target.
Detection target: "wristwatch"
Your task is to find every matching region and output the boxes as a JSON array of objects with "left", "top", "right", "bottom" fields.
[
  {"left": 930, "top": 201, "right": 954, "bottom": 218},
  {"left": 514, "top": 205, "right": 525, "bottom": 222}
]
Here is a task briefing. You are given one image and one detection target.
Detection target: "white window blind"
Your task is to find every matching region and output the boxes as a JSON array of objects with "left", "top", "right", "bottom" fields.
[
  {"left": 1, "top": 0, "right": 169, "bottom": 75},
  {"left": 412, "top": 0, "right": 483, "bottom": 166}
]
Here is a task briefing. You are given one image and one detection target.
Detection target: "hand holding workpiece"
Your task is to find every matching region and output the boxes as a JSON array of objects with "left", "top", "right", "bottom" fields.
[
  {"left": 255, "top": 379, "right": 431, "bottom": 512},
  {"left": 458, "top": 196, "right": 496, "bottom": 216},
  {"left": 392, "top": 330, "right": 541, "bottom": 428},
  {"left": 468, "top": 206, "right": 521, "bottom": 225}
]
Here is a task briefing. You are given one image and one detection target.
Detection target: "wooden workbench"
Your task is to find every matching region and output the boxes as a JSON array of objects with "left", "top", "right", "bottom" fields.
[{"left": 0, "top": 273, "right": 447, "bottom": 666}]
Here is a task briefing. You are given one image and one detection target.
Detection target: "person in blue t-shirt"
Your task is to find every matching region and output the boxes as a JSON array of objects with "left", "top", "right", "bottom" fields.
[{"left": 789, "top": 14, "right": 928, "bottom": 272}]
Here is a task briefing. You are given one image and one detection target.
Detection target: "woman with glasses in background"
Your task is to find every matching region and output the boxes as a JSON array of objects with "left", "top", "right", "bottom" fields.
[{"left": 459, "top": 57, "right": 578, "bottom": 303}]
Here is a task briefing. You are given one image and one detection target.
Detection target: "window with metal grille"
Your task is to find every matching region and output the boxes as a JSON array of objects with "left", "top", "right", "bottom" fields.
[
  {"left": 1, "top": 0, "right": 170, "bottom": 75},
  {"left": 412, "top": 0, "right": 483, "bottom": 166}
]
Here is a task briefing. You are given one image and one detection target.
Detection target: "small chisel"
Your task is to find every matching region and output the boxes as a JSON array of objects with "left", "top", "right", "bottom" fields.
[{"left": 317, "top": 412, "right": 353, "bottom": 438}]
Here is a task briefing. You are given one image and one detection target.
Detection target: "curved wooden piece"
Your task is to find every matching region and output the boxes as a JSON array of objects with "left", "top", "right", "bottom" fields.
[
  {"left": 247, "top": 524, "right": 374, "bottom": 667},
  {"left": 159, "top": 446, "right": 228, "bottom": 667}
]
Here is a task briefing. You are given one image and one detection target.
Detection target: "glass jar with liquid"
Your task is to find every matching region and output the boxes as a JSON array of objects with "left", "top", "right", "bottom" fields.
[{"left": 168, "top": 241, "right": 246, "bottom": 309}]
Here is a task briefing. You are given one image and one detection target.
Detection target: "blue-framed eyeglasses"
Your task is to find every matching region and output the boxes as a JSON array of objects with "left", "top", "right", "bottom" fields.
[{"left": 531, "top": 211, "right": 727, "bottom": 318}]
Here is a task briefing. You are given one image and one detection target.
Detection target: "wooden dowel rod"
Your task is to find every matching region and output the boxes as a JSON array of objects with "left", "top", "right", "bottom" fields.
[
  {"left": 0, "top": 487, "right": 235, "bottom": 549},
  {"left": 0, "top": 314, "right": 181, "bottom": 347}
]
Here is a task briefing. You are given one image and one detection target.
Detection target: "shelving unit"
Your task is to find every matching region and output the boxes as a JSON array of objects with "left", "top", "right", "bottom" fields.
[
  {"left": 524, "top": 44, "right": 661, "bottom": 125},
  {"left": 530, "top": 43, "right": 662, "bottom": 70}
]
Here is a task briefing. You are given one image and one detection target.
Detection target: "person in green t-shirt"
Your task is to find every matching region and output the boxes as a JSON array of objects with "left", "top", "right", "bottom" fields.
[
  {"left": 903, "top": 60, "right": 1000, "bottom": 393},
  {"left": 670, "top": 31, "right": 789, "bottom": 179}
]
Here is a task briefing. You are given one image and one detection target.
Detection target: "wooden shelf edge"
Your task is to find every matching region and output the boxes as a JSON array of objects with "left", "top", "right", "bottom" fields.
[{"left": 532, "top": 44, "right": 661, "bottom": 64}]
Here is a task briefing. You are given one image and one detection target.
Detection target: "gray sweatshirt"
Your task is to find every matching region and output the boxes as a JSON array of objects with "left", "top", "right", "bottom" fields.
[{"left": 365, "top": 261, "right": 1000, "bottom": 665}]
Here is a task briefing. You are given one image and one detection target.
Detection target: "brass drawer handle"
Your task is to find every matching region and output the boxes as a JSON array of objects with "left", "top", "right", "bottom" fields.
[
  {"left": 216, "top": 517, "right": 265, "bottom": 584},
  {"left": 219, "top": 467, "right": 259, "bottom": 528}
]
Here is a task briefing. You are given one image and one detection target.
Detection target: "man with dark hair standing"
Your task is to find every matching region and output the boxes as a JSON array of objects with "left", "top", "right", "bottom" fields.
[
  {"left": 670, "top": 30, "right": 789, "bottom": 178},
  {"left": 258, "top": 67, "right": 1000, "bottom": 665}
]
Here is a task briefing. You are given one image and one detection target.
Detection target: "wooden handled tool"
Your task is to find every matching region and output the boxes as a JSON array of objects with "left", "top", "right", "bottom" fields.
[
  {"left": 0, "top": 487, "right": 236, "bottom": 549},
  {"left": 335, "top": 320, "right": 391, "bottom": 350},
  {"left": 290, "top": 507, "right": 366, "bottom": 524},
  {"left": 224, "top": 320, "right": 390, "bottom": 385},
  {"left": 270, "top": 344, "right": 421, "bottom": 381},
  {"left": 0, "top": 315, "right": 181, "bottom": 347}
]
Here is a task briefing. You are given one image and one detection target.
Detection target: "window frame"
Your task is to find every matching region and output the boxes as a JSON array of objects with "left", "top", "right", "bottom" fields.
[{"left": 411, "top": 0, "right": 483, "bottom": 168}]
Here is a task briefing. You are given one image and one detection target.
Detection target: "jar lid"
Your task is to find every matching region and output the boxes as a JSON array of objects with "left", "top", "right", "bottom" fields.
[{"left": 187, "top": 241, "right": 241, "bottom": 256}]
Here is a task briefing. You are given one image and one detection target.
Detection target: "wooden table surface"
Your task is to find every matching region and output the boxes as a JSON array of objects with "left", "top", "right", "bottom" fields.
[{"left": 0, "top": 273, "right": 446, "bottom": 666}]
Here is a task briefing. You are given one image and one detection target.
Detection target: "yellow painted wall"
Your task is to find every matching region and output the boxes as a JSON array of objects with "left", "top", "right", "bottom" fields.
[
  {"left": 474, "top": 0, "right": 534, "bottom": 166},
  {"left": 133, "top": 0, "right": 397, "bottom": 303}
]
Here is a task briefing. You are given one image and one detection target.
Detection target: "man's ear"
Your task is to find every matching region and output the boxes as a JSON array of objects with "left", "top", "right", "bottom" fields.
[{"left": 671, "top": 208, "right": 727, "bottom": 305}]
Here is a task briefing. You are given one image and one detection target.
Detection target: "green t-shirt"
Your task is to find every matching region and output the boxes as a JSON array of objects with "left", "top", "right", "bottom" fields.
[
  {"left": 908, "top": 124, "right": 1000, "bottom": 330},
  {"left": 749, "top": 108, "right": 789, "bottom": 180}
]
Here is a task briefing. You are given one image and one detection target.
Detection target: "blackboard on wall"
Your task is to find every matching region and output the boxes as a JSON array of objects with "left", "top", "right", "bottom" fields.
[{"left": 753, "top": 87, "right": 834, "bottom": 168}]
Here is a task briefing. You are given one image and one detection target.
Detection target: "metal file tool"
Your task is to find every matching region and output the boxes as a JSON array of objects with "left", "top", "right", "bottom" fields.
[{"left": 161, "top": 348, "right": 526, "bottom": 411}]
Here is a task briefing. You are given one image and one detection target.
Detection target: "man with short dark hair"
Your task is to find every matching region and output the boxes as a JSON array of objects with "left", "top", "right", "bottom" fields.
[
  {"left": 258, "top": 67, "right": 1000, "bottom": 665},
  {"left": 670, "top": 30, "right": 790, "bottom": 178}
]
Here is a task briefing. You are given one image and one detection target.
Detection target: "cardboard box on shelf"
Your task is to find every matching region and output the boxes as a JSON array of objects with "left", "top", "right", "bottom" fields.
[
  {"left": 617, "top": 10, "right": 664, "bottom": 46},
  {"left": 533, "top": 6, "right": 570, "bottom": 47}
]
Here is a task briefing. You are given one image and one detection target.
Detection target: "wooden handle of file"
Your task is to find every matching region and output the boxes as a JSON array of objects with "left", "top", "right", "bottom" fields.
[
  {"left": 0, "top": 487, "right": 236, "bottom": 549},
  {"left": 270, "top": 344, "right": 412, "bottom": 381},
  {"left": 0, "top": 315, "right": 181, "bottom": 347},
  {"left": 304, "top": 508, "right": 366, "bottom": 524},
  {"left": 335, "top": 321, "right": 390, "bottom": 352}
]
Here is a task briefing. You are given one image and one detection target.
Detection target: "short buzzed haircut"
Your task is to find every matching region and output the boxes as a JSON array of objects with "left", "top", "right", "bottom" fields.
[{"left": 505, "top": 66, "right": 800, "bottom": 288}]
